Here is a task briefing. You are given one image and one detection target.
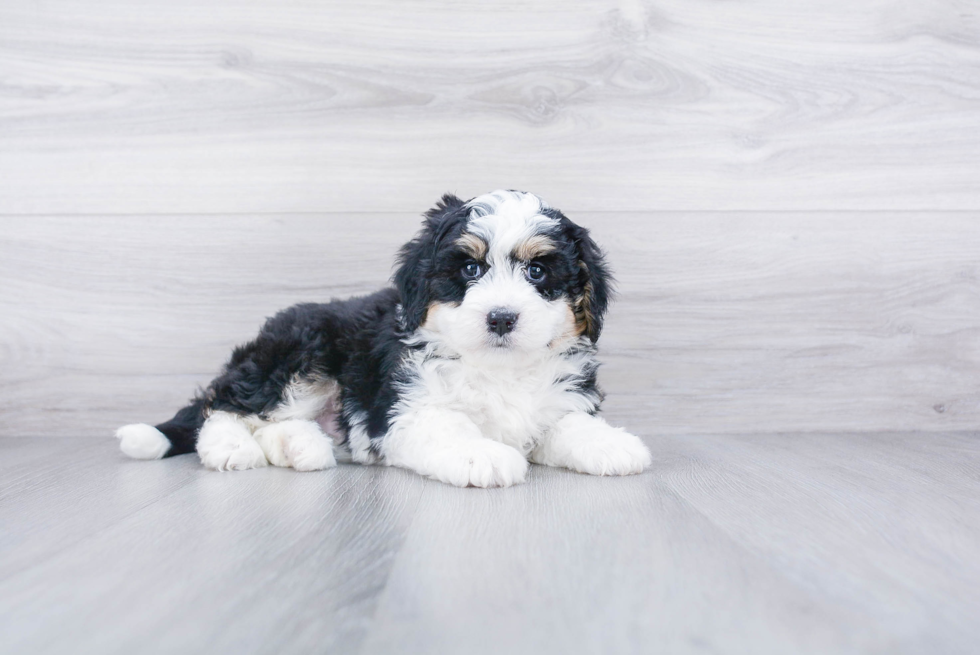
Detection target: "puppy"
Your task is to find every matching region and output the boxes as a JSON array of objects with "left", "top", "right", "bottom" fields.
[{"left": 116, "top": 190, "right": 651, "bottom": 487}]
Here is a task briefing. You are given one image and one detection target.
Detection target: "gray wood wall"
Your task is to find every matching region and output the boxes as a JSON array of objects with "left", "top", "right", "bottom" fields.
[{"left": 2, "top": 0, "right": 978, "bottom": 437}]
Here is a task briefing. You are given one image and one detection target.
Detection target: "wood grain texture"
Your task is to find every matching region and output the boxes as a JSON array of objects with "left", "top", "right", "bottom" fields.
[
  {"left": 2, "top": 212, "right": 978, "bottom": 437},
  {"left": 2, "top": 0, "right": 979, "bottom": 213},
  {"left": 0, "top": 438, "right": 426, "bottom": 655},
  {"left": 360, "top": 431, "right": 980, "bottom": 655},
  {"left": 2, "top": 433, "right": 977, "bottom": 654},
  {"left": 0, "top": 438, "right": 203, "bottom": 580}
]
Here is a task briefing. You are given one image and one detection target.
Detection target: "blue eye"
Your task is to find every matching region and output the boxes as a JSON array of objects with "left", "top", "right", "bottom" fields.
[
  {"left": 462, "top": 261, "right": 483, "bottom": 280},
  {"left": 526, "top": 263, "right": 546, "bottom": 282}
]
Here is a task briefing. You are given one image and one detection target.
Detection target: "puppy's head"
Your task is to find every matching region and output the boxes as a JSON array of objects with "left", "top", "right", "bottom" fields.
[{"left": 394, "top": 190, "right": 612, "bottom": 360}]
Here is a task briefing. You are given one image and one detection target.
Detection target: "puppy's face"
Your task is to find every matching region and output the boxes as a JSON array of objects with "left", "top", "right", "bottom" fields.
[{"left": 395, "top": 191, "right": 611, "bottom": 361}]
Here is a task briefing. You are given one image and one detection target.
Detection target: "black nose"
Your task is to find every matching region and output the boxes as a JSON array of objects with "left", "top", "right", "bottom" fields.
[{"left": 487, "top": 309, "right": 518, "bottom": 336}]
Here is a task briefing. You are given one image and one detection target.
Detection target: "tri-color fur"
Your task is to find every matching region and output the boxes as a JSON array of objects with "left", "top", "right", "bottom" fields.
[{"left": 116, "top": 190, "right": 651, "bottom": 487}]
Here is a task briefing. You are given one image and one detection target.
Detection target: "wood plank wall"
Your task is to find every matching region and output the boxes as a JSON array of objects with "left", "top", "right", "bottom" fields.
[{"left": 1, "top": 0, "right": 978, "bottom": 437}]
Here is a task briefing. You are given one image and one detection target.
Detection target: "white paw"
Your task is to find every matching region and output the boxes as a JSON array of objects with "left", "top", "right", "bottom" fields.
[
  {"left": 567, "top": 431, "right": 651, "bottom": 476},
  {"left": 196, "top": 411, "right": 268, "bottom": 472},
  {"left": 425, "top": 439, "right": 529, "bottom": 488},
  {"left": 253, "top": 420, "right": 336, "bottom": 472},
  {"left": 533, "top": 413, "right": 652, "bottom": 477},
  {"left": 116, "top": 423, "right": 170, "bottom": 460}
]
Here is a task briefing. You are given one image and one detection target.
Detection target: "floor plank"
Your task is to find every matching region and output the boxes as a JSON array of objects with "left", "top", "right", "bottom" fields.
[
  {"left": 1, "top": 0, "right": 978, "bottom": 213},
  {"left": 0, "top": 439, "right": 206, "bottom": 581},
  {"left": 360, "top": 432, "right": 980, "bottom": 655},
  {"left": 658, "top": 432, "right": 980, "bottom": 653},
  {"left": 0, "top": 439, "right": 426, "bottom": 655},
  {"left": 2, "top": 434, "right": 976, "bottom": 654}
]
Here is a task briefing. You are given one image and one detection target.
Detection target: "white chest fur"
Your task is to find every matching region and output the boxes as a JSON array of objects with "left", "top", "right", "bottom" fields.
[{"left": 399, "top": 347, "right": 599, "bottom": 454}]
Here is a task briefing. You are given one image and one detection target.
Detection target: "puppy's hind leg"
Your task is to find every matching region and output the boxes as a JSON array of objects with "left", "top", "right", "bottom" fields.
[
  {"left": 253, "top": 420, "right": 336, "bottom": 472},
  {"left": 196, "top": 411, "right": 268, "bottom": 471}
]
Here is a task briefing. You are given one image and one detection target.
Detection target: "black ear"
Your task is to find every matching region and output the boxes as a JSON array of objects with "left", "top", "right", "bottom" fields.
[
  {"left": 562, "top": 219, "right": 613, "bottom": 342},
  {"left": 393, "top": 193, "right": 468, "bottom": 332}
]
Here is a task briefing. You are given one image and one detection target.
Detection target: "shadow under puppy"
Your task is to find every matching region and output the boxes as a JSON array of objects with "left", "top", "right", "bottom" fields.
[{"left": 117, "top": 190, "right": 651, "bottom": 487}]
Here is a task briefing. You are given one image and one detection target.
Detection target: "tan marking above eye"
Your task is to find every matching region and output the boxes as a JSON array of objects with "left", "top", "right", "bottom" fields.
[
  {"left": 455, "top": 233, "right": 487, "bottom": 260},
  {"left": 513, "top": 234, "right": 557, "bottom": 262}
]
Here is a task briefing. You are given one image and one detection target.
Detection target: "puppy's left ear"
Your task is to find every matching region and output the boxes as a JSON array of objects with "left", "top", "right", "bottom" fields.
[
  {"left": 394, "top": 193, "right": 468, "bottom": 332},
  {"left": 563, "top": 219, "right": 613, "bottom": 342}
]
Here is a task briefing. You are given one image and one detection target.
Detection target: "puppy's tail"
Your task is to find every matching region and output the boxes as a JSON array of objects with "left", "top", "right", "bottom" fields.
[{"left": 116, "top": 397, "right": 208, "bottom": 460}]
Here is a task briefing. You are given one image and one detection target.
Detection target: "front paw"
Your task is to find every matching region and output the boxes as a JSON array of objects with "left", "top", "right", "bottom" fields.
[
  {"left": 426, "top": 440, "right": 529, "bottom": 488},
  {"left": 534, "top": 413, "right": 652, "bottom": 477},
  {"left": 572, "top": 430, "right": 651, "bottom": 476}
]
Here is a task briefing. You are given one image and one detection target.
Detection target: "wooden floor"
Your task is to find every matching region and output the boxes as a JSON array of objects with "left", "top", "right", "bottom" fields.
[
  {"left": 3, "top": 0, "right": 980, "bottom": 652},
  {"left": 2, "top": 432, "right": 979, "bottom": 654}
]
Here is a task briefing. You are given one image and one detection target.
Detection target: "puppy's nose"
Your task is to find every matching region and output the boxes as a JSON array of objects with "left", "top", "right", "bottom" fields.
[{"left": 487, "top": 309, "right": 518, "bottom": 336}]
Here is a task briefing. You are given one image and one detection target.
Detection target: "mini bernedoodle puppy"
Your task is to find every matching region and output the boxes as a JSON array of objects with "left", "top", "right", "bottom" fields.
[{"left": 117, "top": 190, "right": 652, "bottom": 487}]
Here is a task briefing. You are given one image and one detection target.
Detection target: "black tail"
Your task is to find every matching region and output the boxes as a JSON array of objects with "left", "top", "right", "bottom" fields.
[{"left": 155, "top": 397, "right": 208, "bottom": 457}]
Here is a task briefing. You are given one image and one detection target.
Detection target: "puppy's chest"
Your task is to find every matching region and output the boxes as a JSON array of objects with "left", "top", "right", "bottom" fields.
[{"left": 422, "top": 357, "right": 581, "bottom": 452}]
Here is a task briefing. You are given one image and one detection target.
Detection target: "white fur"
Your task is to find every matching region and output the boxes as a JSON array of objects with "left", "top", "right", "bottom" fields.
[
  {"left": 530, "top": 412, "right": 652, "bottom": 476},
  {"left": 382, "top": 407, "right": 528, "bottom": 487},
  {"left": 344, "top": 411, "right": 379, "bottom": 464},
  {"left": 394, "top": 341, "right": 599, "bottom": 457},
  {"left": 196, "top": 411, "right": 268, "bottom": 471},
  {"left": 466, "top": 190, "right": 550, "bottom": 223},
  {"left": 253, "top": 419, "right": 336, "bottom": 471},
  {"left": 268, "top": 377, "right": 339, "bottom": 423},
  {"left": 116, "top": 423, "right": 170, "bottom": 460},
  {"left": 466, "top": 192, "right": 555, "bottom": 263}
]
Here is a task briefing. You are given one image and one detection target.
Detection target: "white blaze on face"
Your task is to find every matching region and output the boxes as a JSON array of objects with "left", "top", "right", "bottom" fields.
[
  {"left": 465, "top": 191, "right": 555, "bottom": 261},
  {"left": 422, "top": 191, "right": 575, "bottom": 362}
]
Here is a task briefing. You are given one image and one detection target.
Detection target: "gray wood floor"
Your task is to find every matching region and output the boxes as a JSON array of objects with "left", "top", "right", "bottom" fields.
[
  {"left": 3, "top": 0, "right": 980, "bottom": 652},
  {"left": 2, "top": 432, "right": 979, "bottom": 655}
]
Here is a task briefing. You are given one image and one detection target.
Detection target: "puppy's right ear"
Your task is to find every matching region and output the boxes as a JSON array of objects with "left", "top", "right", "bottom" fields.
[
  {"left": 422, "top": 193, "right": 466, "bottom": 226},
  {"left": 394, "top": 194, "right": 467, "bottom": 332}
]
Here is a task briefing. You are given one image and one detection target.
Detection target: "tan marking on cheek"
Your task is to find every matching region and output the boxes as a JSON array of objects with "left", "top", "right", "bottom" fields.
[
  {"left": 514, "top": 234, "right": 556, "bottom": 261},
  {"left": 420, "top": 301, "right": 444, "bottom": 331},
  {"left": 420, "top": 301, "right": 461, "bottom": 332},
  {"left": 455, "top": 233, "right": 488, "bottom": 260},
  {"left": 564, "top": 302, "right": 582, "bottom": 337},
  {"left": 550, "top": 302, "right": 582, "bottom": 350},
  {"left": 572, "top": 261, "right": 594, "bottom": 338}
]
